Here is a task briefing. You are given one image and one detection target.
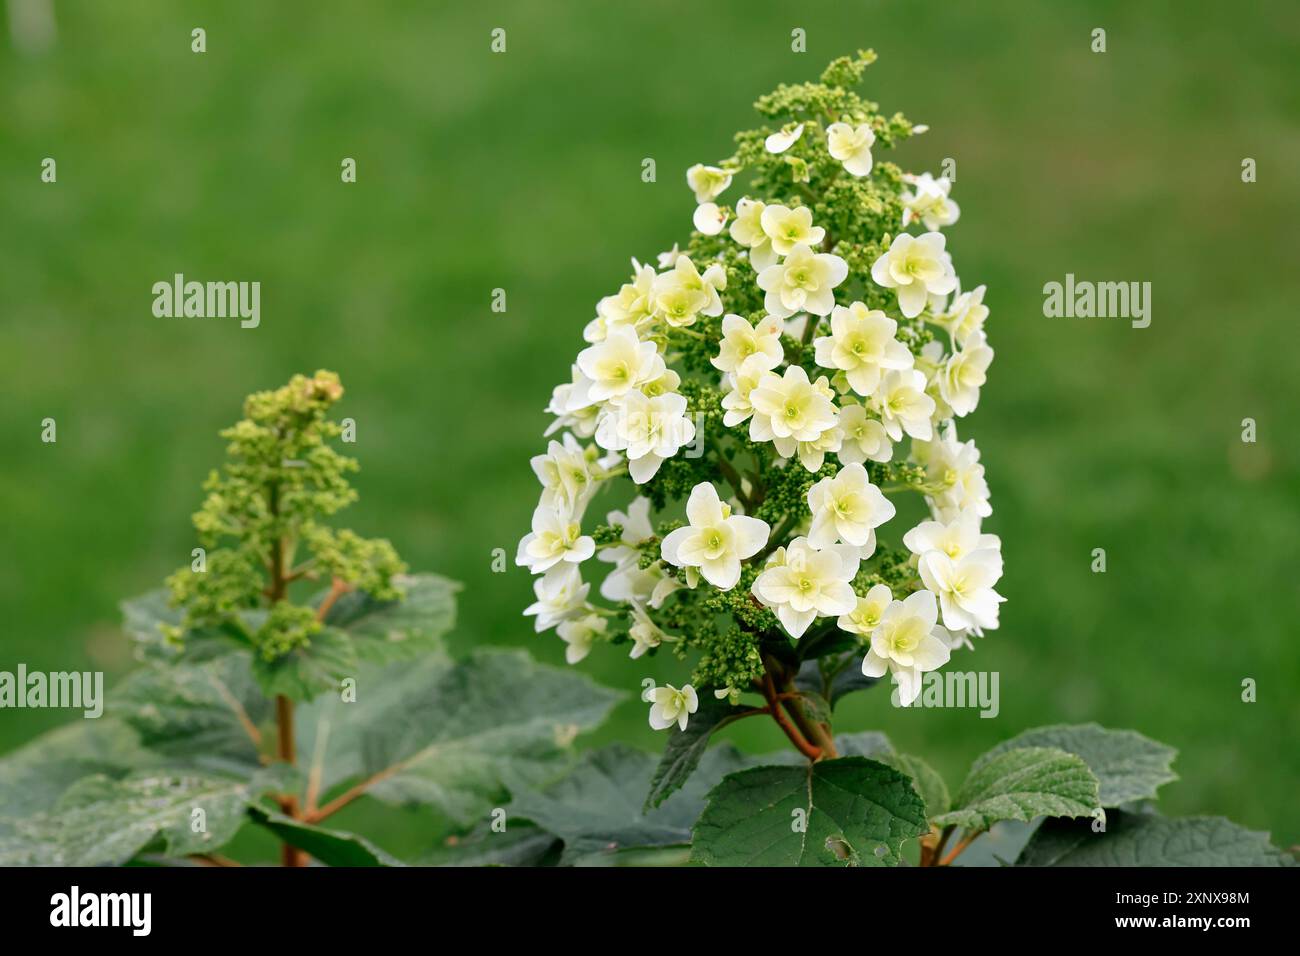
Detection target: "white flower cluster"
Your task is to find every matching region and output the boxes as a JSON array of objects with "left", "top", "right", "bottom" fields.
[{"left": 520, "top": 111, "right": 1003, "bottom": 725}]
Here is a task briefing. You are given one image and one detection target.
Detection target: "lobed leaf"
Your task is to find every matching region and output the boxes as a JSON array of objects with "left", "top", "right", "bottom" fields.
[
  {"left": 514, "top": 743, "right": 746, "bottom": 864},
  {"left": 120, "top": 589, "right": 252, "bottom": 662},
  {"left": 419, "top": 822, "right": 562, "bottom": 867},
  {"left": 980, "top": 723, "right": 1177, "bottom": 808},
  {"left": 933, "top": 746, "right": 1099, "bottom": 832},
  {"left": 251, "top": 627, "right": 359, "bottom": 701},
  {"left": 0, "top": 718, "right": 157, "bottom": 820},
  {"left": 0, "top": 770, "right": 269, "bottom": 866},
  {"left": 644, "top": 696, "right": 756, "bottom": 810},
  {"left": 880, "top": 753, "right": 950, "bottom": 818},
  {"left": 320, "top": 573, "right": 459, "bottom": 665},
  {"left": 832, "top": 731, "right": 894, "bottom": 758},
  {"left": 116, "top": 653, "right": 271, "bottom": 774},
  {"left": 1017, "top": 811, "right": 1294, "bottom": 867},
  {"left": 296, "top": 649, "right": 620, "bottom": 826},
  {"left": 691, "top": 756, "right": 928, "bottom": 867}
]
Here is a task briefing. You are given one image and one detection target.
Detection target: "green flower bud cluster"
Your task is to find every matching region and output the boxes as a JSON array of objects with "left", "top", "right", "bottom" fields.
[
  {"left": 590, "top": 523, "right": 627, "bottom": 548},
  {"left": 689, "top": 624, "right": 764, "bottom": 696},
  {"left": 166, "top": 371, "right": 407, "bottom": 662}
]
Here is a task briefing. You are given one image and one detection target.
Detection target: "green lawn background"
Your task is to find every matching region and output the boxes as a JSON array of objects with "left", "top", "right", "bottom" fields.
[{"left": 1, "top": 0, "right": 1296, "bottom": 853}]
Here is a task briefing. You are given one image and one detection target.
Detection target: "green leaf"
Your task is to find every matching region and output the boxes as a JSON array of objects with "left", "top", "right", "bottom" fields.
[
  {"left": 832, "top": 731, "right": 894, "bottom": 758},
  {"left": 0, "top": 718, "right": 157, "bottom": 819},
  {"left": 296, "top": 649, "right": 619, "bottom": 827},
  {"left": 116, "top": 653, "right": 271, "bottom": 773},
  {"left": 419, "top": 822, "right": 562, "bottom": 867},
  {"left": 933, "top": 746, "right": 1099, "bottom": 832},
  {"left": 572, "top": 844, "right": 693, "bottom": 867},
  {"left": 252, "top": 627, "right": 359, "bottom": 701},
  {"left": 122, "top": 589, "right": 179, "bottom": 640},
  {"left": 881, "top": 753, "right": 950, "bottom": 817},
  {"left": 795, "top": 690, "right": 832, "bottom": 726},
  {"left": 794, "top": 626, "right": 858, "bottom": 661},
  {"left": 120, "top": 589, "right": 250, "bottom": 662},
  {"left": 949, "top": 820, "right": 1037, "bottom": 867},
  {"left": 321, "top": 573, "right": 459, "bottom": 665},
  {"left": 0, "top": 770, "right": 265, "bottom": 866},
  {"left": 826, "top": 668, "right": 878, "bottom": 707},
  {"left": 691, "top": 756, "right": 928, "bottom": 867},
  {"left": 1017, "top": 811, "right": 1294, "bottom": 867},
  {"left": 981, "top": 723, "right": 1177, "bottom": 807},
  {"left": 645, "top": 695, "right": 754, "bottom": 810},
  {"left": 513, "top": 743, "right": 750, "bottom": 864},
  {"left": 794, "top": 657, "right": 878, "bottom": 709},
  {"left": 247, "top": 806, "right": 403, "bottom": 866}
]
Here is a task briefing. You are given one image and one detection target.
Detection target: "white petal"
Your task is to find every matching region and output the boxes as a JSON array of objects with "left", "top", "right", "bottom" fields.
[
  {"left": 729, "top": 514, "right": 771, "bottom": 559},
  {"left": 861, "top": 649, "right": 888, "bottom": 678},
  {"left": 764, "top": 123, "right": 804, "bottom": 154},
  {"left": 693, "top": 202, "right": 727, "bottom": 236},
  {"left": 685, "top": 482, "right": 724, "bottom": 527}
]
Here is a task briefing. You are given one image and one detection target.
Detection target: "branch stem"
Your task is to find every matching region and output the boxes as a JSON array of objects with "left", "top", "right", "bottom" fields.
[
  {"left": 715, "top": 444, "right": 752, "bottom": 511},
  {"left": 266, "top": 483, "right": 306, "bottom": 866},
  {"left": 939, "top": 829, "right": 984, "bottom": 866},
  {"left": 757, "top": 672, "right": 821, "bottom": 761},
  {"left": 315, "top": 576, "right": 352, "bottom": 622}
]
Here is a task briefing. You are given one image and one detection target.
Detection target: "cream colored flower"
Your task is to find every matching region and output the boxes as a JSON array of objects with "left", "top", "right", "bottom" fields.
[
  {"left": 837, "top": 583, "right": 893, "bottom": 636},
  {"left": 686, "top": 164, "right": 732, "bottom": 203},
  {"left": 939, "top": 332, "right": 993, "bottom": 417},
  {"left": 752, "top": 537, "right": 859, "bottom": 639},
  {"left": 647, "top": 682, "right": 699, "bottom": 731},
  {"left": 812, "top": 302, "right": 914, "bottom": 397},
  {"left": 937, "top": 283, "right": 989, "bottom": 346},
  {"left": 871, "top": 368, "right": 937, "bottom": 441},
  {"left": 653, "top": 254, "right": 726, "bottom": 327},
  {"left": 760, "top": 204, "right": 825, "bottom": 257},
  {"left": 516, "top": 504, "right": 595, "bottom": 573},
  {"left": 575, "top": 325, "right": 665, "bottom": 404},
  {"left": 903, "top": 509, "right": 1001, "bottom": 562},
  {"left": 826, "top": 122, "right": 876, "bottom": 176},
  {"left": 660, "top": 482, "right": 769, "bottom": 590},
  {"left": 558, "top": 612, "right": 606, "bottom": 664},
  {"left": 806, "top": 462, "right": 896, "bottom": 551},
  {"left": 914, "top": 424, "right": 991, "bottom": 520},
  {"left": 861, "top": 590, "right": 951, "bottom": 706},
  {"left": 730, "top": 197, "right": 778, "bottom": 271},
  {"left": 628, "top": 602, "right": 670, "bottom": 659},
  {"left": 594, "top": 389, "right": 696, "bottom": 484},
  {"left": 757, "top": 243, "right": 848, "bottom": 318},
  {"left": 902, "top": 172, "right": 960, "bottom": 230},
  {"left": 720, "top": 354, "right": 771, "bottom": 428},
  {"left": 749, "top": 365, "right": 839, "bottom": 454},
  {"left": 586, "top": 260, "right": 657, "bottom": 342},
  {"left": 524, "top": 564, "right": 590, "bottom": 633},
  {"left": 711, "top": 314, "right": 784, "bottom": 373},
  {"left": 870, "top": 232, "right": 958, "bottom": 319},
  {"left": 792, "top": 425, "right": 843, "bottom": 473},
  {"left": 919, "top": 549, "right": 1004, "bottom": 632},
  {"left": 836, "top": 403, "right": 893, "bottom": 465},
  {"left": 530, "top": 432, "right": 596, "bottom": 515}
]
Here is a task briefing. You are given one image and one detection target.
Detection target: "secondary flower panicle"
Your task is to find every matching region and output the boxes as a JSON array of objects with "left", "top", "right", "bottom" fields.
[
  {"left": 166, "top": 371, "right": 407, "bottom": 664},
  {"left": 517, "top": 51, "right": 1001, "bottom": 736}
]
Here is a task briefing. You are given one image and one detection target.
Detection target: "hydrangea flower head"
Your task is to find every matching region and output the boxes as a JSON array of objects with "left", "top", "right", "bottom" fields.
[{"left": 517, "top": 52, "right": 1000, "bottom": 738}]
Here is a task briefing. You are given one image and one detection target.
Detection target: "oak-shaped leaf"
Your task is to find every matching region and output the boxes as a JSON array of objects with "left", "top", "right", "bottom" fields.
[
  {"left": 932, "top": 746, "right": 1099, "bottom": 832},
  {"left": 691, "top": 756, "right": 928, "bottom": 866}
]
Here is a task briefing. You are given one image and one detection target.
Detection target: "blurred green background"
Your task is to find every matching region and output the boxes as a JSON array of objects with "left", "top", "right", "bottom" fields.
[{"left": 1, "top": 0, "right": 1296, "bottom": 855}]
